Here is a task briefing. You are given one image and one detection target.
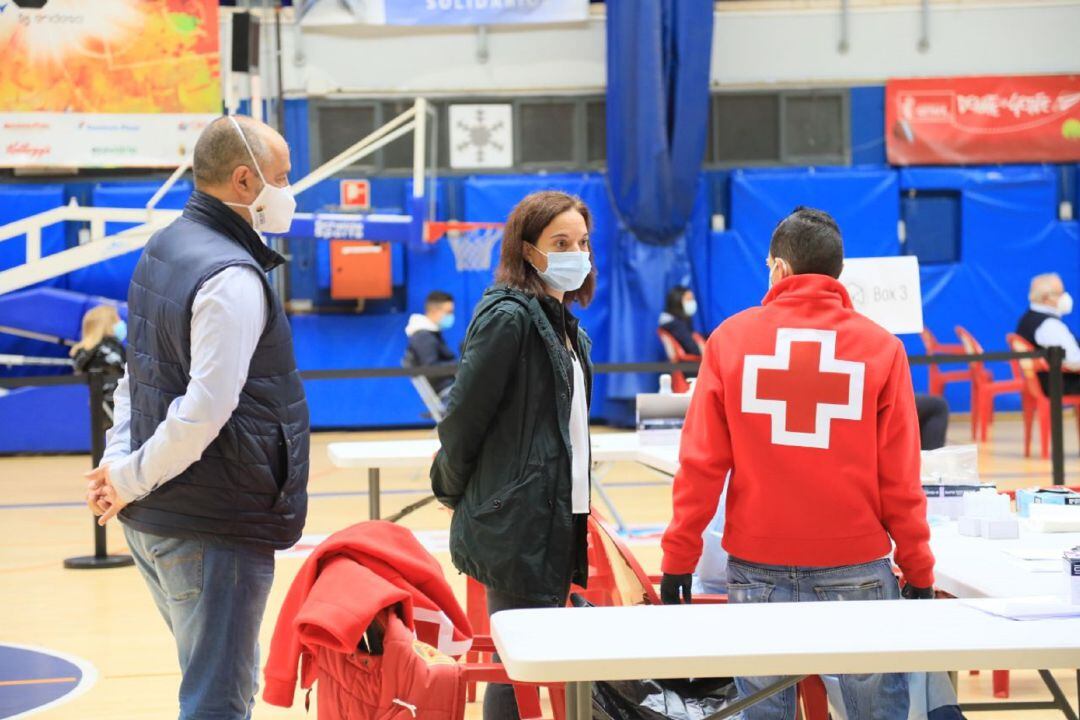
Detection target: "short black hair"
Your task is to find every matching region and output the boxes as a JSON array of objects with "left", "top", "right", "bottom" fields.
[
  {"left": 425, "top": 290, "right": 454, "bottom": 312},
  {"left": 665, "top": 285, "right": 691, "bottom": 319},
  {"left": 768, "top": 206, "right": 844, "bottom": 279}
]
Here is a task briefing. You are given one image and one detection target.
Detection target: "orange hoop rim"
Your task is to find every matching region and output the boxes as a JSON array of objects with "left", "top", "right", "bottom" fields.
[{"left": 424, "top": 220, "right": 503, "bottom": 243}]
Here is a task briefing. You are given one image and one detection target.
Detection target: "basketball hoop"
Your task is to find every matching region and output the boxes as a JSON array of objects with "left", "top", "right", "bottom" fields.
[{"left": 425, "top": 221, "right": 503, "bottom": 272}]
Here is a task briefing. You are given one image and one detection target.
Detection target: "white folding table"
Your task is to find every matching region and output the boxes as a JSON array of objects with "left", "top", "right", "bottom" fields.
[
  {"left": 491, "top": 600, "right": 1080, "bottom": 720},
  {"left": 326, "top": 433, "right": 677, "bottom": 523},
  {"left": 930, "top": 520, "right": 1080, "bottom": 715}
]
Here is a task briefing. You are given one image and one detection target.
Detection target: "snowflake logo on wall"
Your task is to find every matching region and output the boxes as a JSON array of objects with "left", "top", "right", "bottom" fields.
[{"left": 449, "top": 104, "right": 513, "bottom": 169}]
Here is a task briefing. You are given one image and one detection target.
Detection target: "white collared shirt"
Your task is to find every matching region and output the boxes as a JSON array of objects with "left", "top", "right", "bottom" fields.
[
  {"left": 568, "top": 353, "right": 591, "bottom": 514},
  {"left": 102, "top": 266, "right": 268, "bottom": 503},
  {"left": 1030, "top": 303, "right": 1080, "bottom": 365}
]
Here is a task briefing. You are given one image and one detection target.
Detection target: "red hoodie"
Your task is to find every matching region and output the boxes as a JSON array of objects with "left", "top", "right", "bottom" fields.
[
  {"left": 661, "top": 274, "right": 935, "bottom": 588},
  {"left": 263, "top": 521, "right": 472, "bottom": 709}
]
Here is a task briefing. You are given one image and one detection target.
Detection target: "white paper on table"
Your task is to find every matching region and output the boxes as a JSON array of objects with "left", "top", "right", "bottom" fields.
[
  {"left": 961, "top": 596, "right": 1080, "bottom": 621},
  {"left": 1003, "top": 548, "right": 1068, "bottom": 561}
]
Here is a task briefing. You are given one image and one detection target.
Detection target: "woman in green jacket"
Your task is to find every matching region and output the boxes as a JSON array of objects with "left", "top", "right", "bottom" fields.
[{"left": 430, "top": 190, "right": 595, "bottom": 720}]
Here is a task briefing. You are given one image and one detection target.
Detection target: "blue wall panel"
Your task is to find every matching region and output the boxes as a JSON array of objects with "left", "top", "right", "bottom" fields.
[{"left": 0, "top": 184, "right": 67, "bottom": 288}]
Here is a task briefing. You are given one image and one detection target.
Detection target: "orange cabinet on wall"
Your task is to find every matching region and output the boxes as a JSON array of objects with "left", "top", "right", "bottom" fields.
[{"left": 330, "top": 240, "right": 392, "bottom": 300}]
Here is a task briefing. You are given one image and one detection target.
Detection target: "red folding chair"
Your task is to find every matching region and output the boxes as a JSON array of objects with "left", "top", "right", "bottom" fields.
[
  {"left": 1006, "top": 334, "right": 1080, "bottom": 458},
  {"left": 657, "top": 327, "right": 705, "bottom": 394},
  {"left": 919, "top": 328, "right": 974, "bottom": 397},
  {"left": 955, "top": 326, "right": 1023, "bottom": 442}
]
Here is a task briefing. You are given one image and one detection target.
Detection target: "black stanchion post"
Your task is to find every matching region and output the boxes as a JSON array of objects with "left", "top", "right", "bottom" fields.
[
  {"left": 1047, "top": 346, "right": 1066, "bottom": 487},
  {"left": 64, "top": 370, "right": 134, "bottom": 569}
]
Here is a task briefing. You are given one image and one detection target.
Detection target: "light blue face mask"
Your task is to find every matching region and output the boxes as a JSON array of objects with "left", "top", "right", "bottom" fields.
[
  {"left": 113, "top": 319, "right": 128, "bottom": 344},
  {"left": 534, "top": 249, "right": 592, "bottom": 292},
  {"left": 683, "top": 299, "right": 698, "bottom": 317},
  {"left": 438, "top": 313, "right": 455, "bottom": 331}
]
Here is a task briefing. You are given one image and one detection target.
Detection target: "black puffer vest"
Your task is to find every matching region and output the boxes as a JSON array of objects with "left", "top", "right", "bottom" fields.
[
  {"left": 120, "top": 191, "right": 309, "bottom": 549},
  {"left": 1017, "top": 308, "right": 1055, "bottom": 348}
]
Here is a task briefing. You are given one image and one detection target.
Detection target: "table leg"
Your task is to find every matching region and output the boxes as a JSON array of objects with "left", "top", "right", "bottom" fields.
[
  {"left": 564, "top": 680, "right": 591, "bottom": 720},
  {"left": 962, "top": 670, "right": 1079, "bottom": 719},
  {"left": 1039, "top": 669, "right": 1079, "bottom": 720},
  {"left": 368, "top": 467, "right": 380, "bottom": 520},
  {"left": 705, "top": 675, "right": 807, "bottom": 720}
]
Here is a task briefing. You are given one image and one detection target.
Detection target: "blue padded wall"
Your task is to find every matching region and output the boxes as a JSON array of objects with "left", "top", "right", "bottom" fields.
[
  {"left": 67, "top": 181, "right": 193, "bottom": 300},
  {"left": 0, "top": 184, "right": 67, "bottom": 288}
]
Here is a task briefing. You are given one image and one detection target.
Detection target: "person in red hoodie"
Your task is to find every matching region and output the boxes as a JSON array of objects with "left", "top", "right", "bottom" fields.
[{"left": 660, "top": 207, "right": 934, "bottom": 719}]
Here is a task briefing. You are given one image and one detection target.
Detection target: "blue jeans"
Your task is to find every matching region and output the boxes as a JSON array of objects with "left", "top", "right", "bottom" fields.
[
  {"left": 123, "top": 525, "right": 275, "bottom": 720},
  {"left": 727, "top": 556, "right": 910, "bottom": 720}
]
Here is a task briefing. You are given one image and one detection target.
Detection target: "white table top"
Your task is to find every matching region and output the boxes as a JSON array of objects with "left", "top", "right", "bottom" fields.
[
  {"left": 327, "top": 432, "right": 673, "bottom": 470},
  {"left": 491, "top": 600, "right": 1080, "bottom": 683},
  {"left": 930, "top": 521, "right": 1080, "bottom": 600}
]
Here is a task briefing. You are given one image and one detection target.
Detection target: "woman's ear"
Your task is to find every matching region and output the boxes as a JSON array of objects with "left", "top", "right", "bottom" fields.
[{"left": 523, "top": 243, "right": 547, "bottom": 272}]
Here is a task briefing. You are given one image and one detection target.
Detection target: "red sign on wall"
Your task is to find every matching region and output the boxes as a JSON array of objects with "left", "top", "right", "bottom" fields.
[
  {"left": 885, "top": 75, "right": 1080, "bottom": 165},
  {"left": 340, "top": 179, "right": 371, "bottom": 209}
]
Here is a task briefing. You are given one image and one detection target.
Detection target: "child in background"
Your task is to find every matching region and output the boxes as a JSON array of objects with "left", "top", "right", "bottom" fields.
[{"left": 70, "top": 305, "right": 126, "bottom": 425}]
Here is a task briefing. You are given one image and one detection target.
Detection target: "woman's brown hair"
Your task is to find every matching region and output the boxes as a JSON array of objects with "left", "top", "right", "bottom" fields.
[
  {"left": 70, "top": 304, "right": 121, "bottom": 357},
  {"left": 494, "top": 191, "right": 596, "bottom": 307}
]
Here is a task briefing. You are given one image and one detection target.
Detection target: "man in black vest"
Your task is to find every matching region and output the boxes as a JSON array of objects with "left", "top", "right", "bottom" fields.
[
  {"left": 1017, "top": 272, "right": 1080, "bottom": 395},
  {"left": 85, "top": 115, "right": 309, "bottom": 720}
]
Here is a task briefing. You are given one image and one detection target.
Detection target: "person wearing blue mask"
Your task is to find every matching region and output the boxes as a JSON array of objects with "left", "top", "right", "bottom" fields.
[
  {"left": 659, "top": 285, "right": 703, "bottom": 356},
  {"left": 404, "top": 290, "right": 458, "bottom": 401},
  {"left": 70, "top": 304, "right": 127, "bottom": 426},
  {"left": 431, "top": 190, "right": 596, "bottom": 720}
]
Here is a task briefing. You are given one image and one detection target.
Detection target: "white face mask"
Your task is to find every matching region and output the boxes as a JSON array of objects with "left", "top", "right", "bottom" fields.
[
  {"left": 532, "top": 248, "right": 592, "bottom": 292},
  {"left": 1059, "top": 291, "right": 1074, "bottom": 316},
  {"left": 223, "top": 116, "right": 296, "bottom": 234},
  {"left": 683, "top": 299, "right": 698, "bottom": 317}
]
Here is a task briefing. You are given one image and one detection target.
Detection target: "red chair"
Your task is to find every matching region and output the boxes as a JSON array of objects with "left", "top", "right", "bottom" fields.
[
  {"left": 1006, "top": 334, "right": 1080, "bottom": 458},
  {"left": 658, "top": 327, "right": 705, "bottom": 394},
  {"left": 954, "top": 326, "right": 1024, "bottom": 442},
  {"left": 919, "top": 329, "right": 974, "bottom": 397}
]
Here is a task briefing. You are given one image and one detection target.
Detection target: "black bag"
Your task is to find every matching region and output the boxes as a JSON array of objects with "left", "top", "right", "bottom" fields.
[{"left": 566, "top": 595, "right": 738, "bottom": 720}]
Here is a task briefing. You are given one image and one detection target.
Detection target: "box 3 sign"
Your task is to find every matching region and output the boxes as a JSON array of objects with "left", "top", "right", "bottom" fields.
[{"left": 839, "top": 257, "right": 923, "bottom": 335}]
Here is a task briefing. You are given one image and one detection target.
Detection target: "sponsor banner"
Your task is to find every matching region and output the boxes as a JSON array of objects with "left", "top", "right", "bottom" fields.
[
  {"left": 886, "top": 74, "right": 1080, "bottom": 165},
  {"left": 300, "top": 0, "right": 588, "bottom": 27},
  {"left": 0, "top": 0, "right": 220, "bottom": 168},
  {"left": 0, "top": 113, "right": 214, "bottom": 168}
]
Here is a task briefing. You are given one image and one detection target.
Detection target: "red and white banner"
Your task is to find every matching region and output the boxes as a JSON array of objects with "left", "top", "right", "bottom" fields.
[{"left": 885, "top": 74, "right": 1080, "bottom": 165}]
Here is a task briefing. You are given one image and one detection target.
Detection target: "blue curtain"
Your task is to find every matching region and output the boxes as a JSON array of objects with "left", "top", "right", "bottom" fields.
[{"left": 604, "top": 0, "right": 714, "bottom": 418}]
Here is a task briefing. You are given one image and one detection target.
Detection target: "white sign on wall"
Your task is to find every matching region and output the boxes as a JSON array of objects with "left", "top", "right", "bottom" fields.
[
  {"left": 449, "top": 104, "right": 513, "bottom": 169},
  {"left": 839, "top": 256, "right": 924, "bottom": 335}
]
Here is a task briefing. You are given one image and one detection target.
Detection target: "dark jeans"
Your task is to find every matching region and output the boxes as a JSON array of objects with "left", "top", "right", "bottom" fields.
[
  {"left": 915, "top": 393, "right": 949, "bottom": 450},
  {"left": 484, "top": 587, "right": 566, "bottom": 720}
]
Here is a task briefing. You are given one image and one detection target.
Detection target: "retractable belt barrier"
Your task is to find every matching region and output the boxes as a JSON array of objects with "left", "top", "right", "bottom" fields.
[{"left": 0, "top": 349, "right": 1066, "bottom": 570}]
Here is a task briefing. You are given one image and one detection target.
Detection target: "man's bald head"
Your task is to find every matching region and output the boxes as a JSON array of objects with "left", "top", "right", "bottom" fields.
[
  {"left": 192, "top": 115, "right": 287, "bottom": 189},
  {"left": 1030, "top": 273, "right": 1065, "bottom": 304}
]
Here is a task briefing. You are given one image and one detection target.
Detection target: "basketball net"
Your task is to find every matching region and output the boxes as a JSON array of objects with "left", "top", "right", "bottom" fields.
[{"left": 426, "top": 221, "right": 503, "bottom": 272}]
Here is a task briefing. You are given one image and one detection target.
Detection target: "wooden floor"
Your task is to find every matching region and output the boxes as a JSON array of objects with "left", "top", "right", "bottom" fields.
[{"left": 0, "top": 413, "right": 1077, "bottom": 718}]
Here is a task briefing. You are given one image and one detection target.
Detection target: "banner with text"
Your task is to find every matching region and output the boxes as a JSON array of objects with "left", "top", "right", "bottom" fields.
[
  {"left": 886, "top": 75, "right": 1080, "bottom": 166},
  {"left": 0, "top": 0, "right": 220, "bottom": 168},
  {"left": 301, "top": 0, "right": 588, "bottom": 26}
]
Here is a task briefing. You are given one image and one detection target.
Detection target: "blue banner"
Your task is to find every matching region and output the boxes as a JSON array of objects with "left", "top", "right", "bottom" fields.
[{"left": 384, "top": 0, "right": 588, "bottom": 26}]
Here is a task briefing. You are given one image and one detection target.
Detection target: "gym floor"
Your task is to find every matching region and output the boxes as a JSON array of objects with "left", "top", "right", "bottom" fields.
[{"left": 0, "top": 414, "right": 1076, "bottom": 718}]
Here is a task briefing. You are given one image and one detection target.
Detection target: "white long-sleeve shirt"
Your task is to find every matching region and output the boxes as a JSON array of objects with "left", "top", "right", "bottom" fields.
[
  {"left": 102, "top": 266, "right": 268, "bottom": 504},
  {"left": 1031, "top": 303, "right": 1080, "bottom": 365}
]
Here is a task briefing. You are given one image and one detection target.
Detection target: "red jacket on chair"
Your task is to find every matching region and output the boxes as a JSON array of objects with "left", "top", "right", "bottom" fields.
[
  {"left": 661, "top": 274, "right": 935, "bottom": 588},
  {"left": 263, "top": 521, "right": 473, "bottom": 717}
]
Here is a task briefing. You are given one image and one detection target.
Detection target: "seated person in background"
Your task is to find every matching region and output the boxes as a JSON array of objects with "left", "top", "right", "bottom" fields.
[
  {"left": 659, "top": 285, "right": 703, "bottom": 356},
  {"left": 70, "top": 304, "right": 127, "bottom": 426},
  {"left": 915, "top": 394, "right": 949, "bottom": 451},
  {"left": 1017, "top": 272, "right": 1080, "bottom": 394},
  {"left": 405, "top": 290, "right": 457, "bottom": 401}
]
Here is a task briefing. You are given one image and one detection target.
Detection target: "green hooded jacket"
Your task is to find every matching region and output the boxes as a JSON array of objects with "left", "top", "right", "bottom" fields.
[{"left": 430, "top": 285, "right": 592, "bottom": 603}]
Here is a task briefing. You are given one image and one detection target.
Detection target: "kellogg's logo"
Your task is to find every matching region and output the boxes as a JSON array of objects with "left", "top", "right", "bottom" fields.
[{"left": 5, "top": 141, "right": 50, "bottom": 158}]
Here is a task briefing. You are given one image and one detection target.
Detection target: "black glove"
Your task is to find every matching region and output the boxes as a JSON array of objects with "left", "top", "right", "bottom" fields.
[
  {"left": 901, "top": 583, "right": 934, "bottom": 600},
  {"left": 660, "top": 573, "right": 693, "bottom": 605}
]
